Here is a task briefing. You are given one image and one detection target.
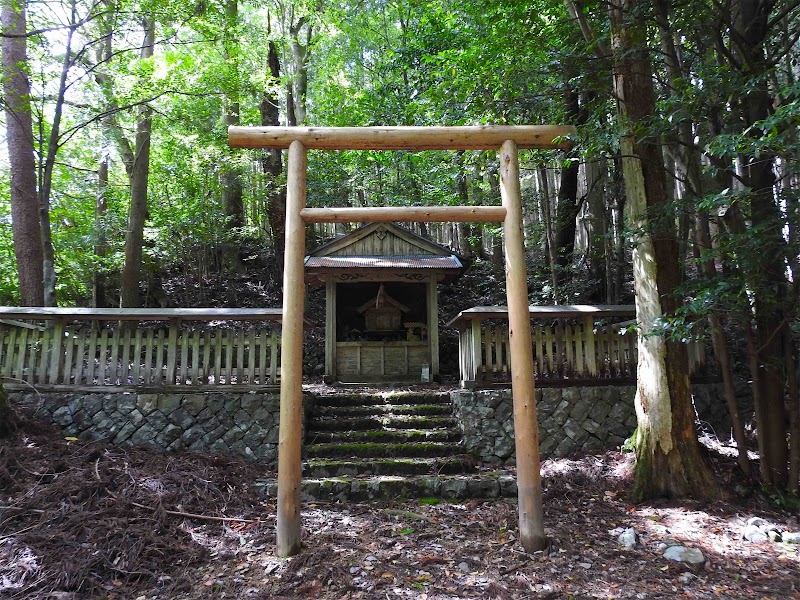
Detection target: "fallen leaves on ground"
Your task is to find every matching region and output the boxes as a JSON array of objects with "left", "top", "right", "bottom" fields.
[{"left": 1, "top": 416, "right": 798, "bottom": 599}]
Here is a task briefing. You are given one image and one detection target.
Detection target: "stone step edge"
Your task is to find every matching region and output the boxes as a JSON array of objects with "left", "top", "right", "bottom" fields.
[
  {"left": 302, "top": 456, "right": 478, "bottom": 477},
  {"left": 306, "top": 429, "right": 461, "bottom": 443},
  {"left": 314, "top": 393, "right": 452, "bottom": 407},
  {"left": 255, "top": 474, "right": 518, "bottom": 501},
  {"left": 314, "top": 404, "right": 452, "bottom": 416},
  {"left": 311, "top": 416, "right": 457, "bottom": 432},
  {"left": 305, "top": 441, "right": 464, "bottom": 459}
]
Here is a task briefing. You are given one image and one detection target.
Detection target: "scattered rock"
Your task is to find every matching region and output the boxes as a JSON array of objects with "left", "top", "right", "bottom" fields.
[
  {"left": 458, "top": 561, "right": 470, "bottom": 573},
  {"left": 744, "top": 526, "right": 770, "bottom": 543},
  {"left": 782, "top": 532, "right": 800, "bottom": 544},
  {"left": 679, "top": 572, "right": 696, "bottom": 584},
  {"left": 663, "top": 546, "right": 705, "bottom": 566},
  {"left": 578, "top": 562, "right": 593, "bottom": 569},
  {"left": 618, "top": 528, "right": 638, "bottom": 549},
  {"left": 746, "top": 516, "right": 770, "bottom": 529}
]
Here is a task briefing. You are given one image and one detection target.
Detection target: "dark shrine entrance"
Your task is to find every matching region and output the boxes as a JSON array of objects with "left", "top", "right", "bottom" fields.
[{"left": 305, "top": 222, "right": 465, "bottom": 382}]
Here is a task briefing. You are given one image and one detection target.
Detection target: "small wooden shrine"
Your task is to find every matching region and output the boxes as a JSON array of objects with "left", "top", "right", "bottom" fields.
[{"left": 305, "top": 222, "right": 465, "bottom": 382}]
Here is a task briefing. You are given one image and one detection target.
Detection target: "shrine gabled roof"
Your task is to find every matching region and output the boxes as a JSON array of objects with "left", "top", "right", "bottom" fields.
[
  {"left": 307, "top": 222, "right": 453, "bottom": 258},
  {"left": 304, "top": 255, "right": 463, "bottom": 270}
]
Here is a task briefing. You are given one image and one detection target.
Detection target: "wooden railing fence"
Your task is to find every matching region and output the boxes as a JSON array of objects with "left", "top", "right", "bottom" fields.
[
  {"left": 447, "top": 305, "right": 708, "bottom": 387},
  {"left": 0, "top": 308, "right": 283, "bottom": 390}
]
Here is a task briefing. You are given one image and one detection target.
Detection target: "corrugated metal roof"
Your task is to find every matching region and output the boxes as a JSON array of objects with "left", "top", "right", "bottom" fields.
[{"left": 305, "top": 255, "right": 462, "bottom": 270}]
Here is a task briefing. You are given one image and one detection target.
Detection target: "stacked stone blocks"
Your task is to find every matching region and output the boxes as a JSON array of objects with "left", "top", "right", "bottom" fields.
[{"left": 19, "top": 391, "right": 314, "bottom": 466}]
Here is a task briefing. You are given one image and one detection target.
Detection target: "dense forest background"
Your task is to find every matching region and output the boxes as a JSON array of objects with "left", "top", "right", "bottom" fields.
[{"left": 1, "top": 0, "right": 799, "bottom": 494}]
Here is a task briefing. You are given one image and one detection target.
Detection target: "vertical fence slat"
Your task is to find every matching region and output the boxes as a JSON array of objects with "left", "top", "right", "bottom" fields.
[
  {"left": 86, "top": 325, "right": 98, "bottom": 384},
  {"left": 63, "top": 326, "right": 76, "bottom": 385},
  {"left": 166, "top": 320, "right": 178, "bottom": 385},
  {"left": 214, "top": 330, "right": 223, "bottom": 383},
  {"left": 2, "top": 326, "right": 16, "bottom": 379},
  {"left": 189, "top": 328, "right": 201, "bottom": 385},
  {"left": 143, "top": 329, "right": 154, "bottom": 384},
  {"left": 109, "top": 326, "right": 121, "bottom": 386},
  {"left": 15, "top": 328, "right": 29, "bottom": 382},
  {"left": 121, "top": 326, "right": 132, "bottom": 386},
  {"left": 74, "top": 325, "right": 88, "bottom": 385},
  {"left": 583, "top": 316, "right": 596, "bottom": 376},
  {"left": 236, "top": 329, "right": 245, "bottom": 384},
  {"left": 156, "top": 329, "right": 167, "bottom": 385},
  {"left": 179, "top": 328, "right": 189, "bottom": 385},
  {"left": 573, "top": 324, "right": 584, "bottom": 377},
  {"left": 22, "top": 329, "right": 40, "bottom": 383},
  {"left": 270, "top": 328, "right": 278, "bottom": 384},
  {"left": 36, "top": 327, "right": 51, "bottom": 384},
  {"left": 47, "top": 319, "right": 65, "bottom": 384},
  {"left": 202, "top": 330, "right": 212, "bottom": 385},
  {"left": 97, "top": 328, "right": 109, "bottom": 385},
  {"left": 247, "top": 328, "right": 256, "bottom": 384},
  {"left": 257, "top": 328, "right": 267, "bottom": 384},
  {"left": 225, "top": 330, "right": 234, "bottom": 384},
  {"left": 132, "top": 329, "right": 143, "bottom": 386},
  {"left": 0, "top": 325, "right": 6, "bottom": 374}
]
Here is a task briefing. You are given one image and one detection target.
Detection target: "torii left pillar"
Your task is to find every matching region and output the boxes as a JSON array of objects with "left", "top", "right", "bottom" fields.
[{"left": 276, "top": 140, "right": 307, "bottom": 557}]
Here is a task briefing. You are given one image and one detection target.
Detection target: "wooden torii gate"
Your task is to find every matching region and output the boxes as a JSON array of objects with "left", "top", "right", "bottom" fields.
[{"left": 228, "top": 125, "right": 575, "bottom": 557}]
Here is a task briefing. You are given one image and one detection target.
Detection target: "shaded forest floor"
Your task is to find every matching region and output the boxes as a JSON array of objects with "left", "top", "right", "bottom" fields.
[{"left": 1, "top": 413, "right": 799, "bottom": 599}]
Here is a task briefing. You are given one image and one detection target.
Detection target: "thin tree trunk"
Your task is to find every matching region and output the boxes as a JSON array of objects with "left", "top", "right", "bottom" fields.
[
  {"left": 538, "top": 167, "right": 558, "bottom": 300},
  {"left": 120, "top": 18, "right": 155, "bottom": 308},
  {"left": 553, "top": 83, "right": 583, "bottom": 299},
  {"left": 261, "top": 38, "right": 286, "bottom": 274},
  {"left": 609, "top": 0, "right": 719, "bottom": 501},
  {"left": 1, "top": 0, "right": 43, "bottom": 305},
  {"left": 489, "top": 168, "right": 504, "bottom": 268},
  {"left": 222, "top": 0, "right": 244, "bottom": 232}
]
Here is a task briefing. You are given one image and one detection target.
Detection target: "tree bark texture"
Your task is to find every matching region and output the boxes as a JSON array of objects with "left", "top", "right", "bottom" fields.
[
  {"left": 2, "top": 0, "right": 44, "bottom": 306},
  {"left": 553, "top": 82, "right": 582, "bottom": 300},
  {"left": 261, "top": 39, "right": 286, "bottom": 273},
  {"left": 609, "top": 0, "right": 719, "bottom": 501},
  {"left": 730, "top": 0, "right": 789, "bottom": 489},
  {"left": 120, "top": 19, "right": 155, "bottom": 308}
]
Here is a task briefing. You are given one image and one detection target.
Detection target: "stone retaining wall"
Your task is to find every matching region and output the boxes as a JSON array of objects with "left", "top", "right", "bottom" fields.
[
  {"left": 13, "top": 391, "right": 315, "bottom": 467},
  {"left": 451, "top": 383, "right": 753, "bottom": 464}
]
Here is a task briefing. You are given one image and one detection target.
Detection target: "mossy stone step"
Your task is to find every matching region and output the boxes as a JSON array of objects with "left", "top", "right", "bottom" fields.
[
  {"left": 303, "top": 456, "right": 476, "bottom": 478},
  {"left": 305, "top": 441, "right": 464, "bottom": 459},
  {"left": 307, "top": 428, "right": 461, "bottom": 444},
  {"left": 255, "top": 473, "right": 518, "bottom": 501},
  {"left": 314, "top": 404, "right": 451, "bottom": 418},
  {"left": 311, "top": 415, "right": 457, "bottom": 432},
  {"left": 314, "top": 392, "right": 451, "bottom": 407}
]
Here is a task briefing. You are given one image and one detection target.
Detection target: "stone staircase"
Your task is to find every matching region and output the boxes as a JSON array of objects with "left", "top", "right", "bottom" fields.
[{"left": 257, "top": 390, "right": 518, "bottom": 501}]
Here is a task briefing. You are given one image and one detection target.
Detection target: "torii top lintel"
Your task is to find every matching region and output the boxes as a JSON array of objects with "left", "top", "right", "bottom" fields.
[{"left": 227, "top": 125, "right": 576, "bottom": 151}]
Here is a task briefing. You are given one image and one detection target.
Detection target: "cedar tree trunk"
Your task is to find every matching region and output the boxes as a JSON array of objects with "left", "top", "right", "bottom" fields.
[{"left": 609, "top": 0, "right": 720, "bottom": 501}]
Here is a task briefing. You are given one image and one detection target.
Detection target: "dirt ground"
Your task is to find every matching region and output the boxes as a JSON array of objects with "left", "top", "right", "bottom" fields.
[{"left": 1, "top": 412, "right": 798, "bottom": 600}]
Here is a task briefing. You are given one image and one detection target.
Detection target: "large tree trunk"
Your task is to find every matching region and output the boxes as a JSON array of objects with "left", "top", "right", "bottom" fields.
[
  {"left": 609, "top": 0, "right": 719, "bottom": 501},
  {"left": 120, "top": 19, "right": 155, "bottom": 308},
  {"left": 2, "top": 0, "right": 44, "bottom": 306},
  {"left": 654, "top": 0, "right": 750, "bottom": 476},
  {"left": 730, "top": 0, "right": 789, "bottom": 489}
]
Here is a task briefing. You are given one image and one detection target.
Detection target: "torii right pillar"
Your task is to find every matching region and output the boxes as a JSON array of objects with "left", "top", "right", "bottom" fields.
[{"left": 500, "top": 140, "right": 547, "bottom": 552}]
